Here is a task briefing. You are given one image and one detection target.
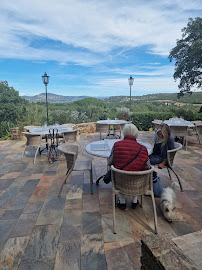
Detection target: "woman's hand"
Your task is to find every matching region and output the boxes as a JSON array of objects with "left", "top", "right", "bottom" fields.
[{"left": 157, "top": 160, "right": 166, "bottom": 169}]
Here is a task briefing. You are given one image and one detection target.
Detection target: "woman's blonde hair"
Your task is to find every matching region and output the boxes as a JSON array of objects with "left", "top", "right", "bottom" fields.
[
  {"left": 157, "top": 123, "right": 171, "bottom": 145},
  {"left": 123, "top": 123, "right": 139, "bottom": 139}
]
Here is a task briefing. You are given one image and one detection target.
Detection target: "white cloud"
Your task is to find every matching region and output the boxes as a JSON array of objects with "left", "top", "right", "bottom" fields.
[{"left": 0, "top": 0, "right": 201, "bottom": 65}]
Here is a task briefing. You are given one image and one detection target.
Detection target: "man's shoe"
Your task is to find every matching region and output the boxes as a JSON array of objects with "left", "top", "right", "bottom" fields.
[
  {"left": 131, "top": 201, "right": 139, "bottom": 209},
  {"left": 117, "top": 200, "right": 126, "bottom": 210}
]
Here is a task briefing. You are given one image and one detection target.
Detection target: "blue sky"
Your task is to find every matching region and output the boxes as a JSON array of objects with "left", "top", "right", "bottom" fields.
[{"left": 0, "top": 0, "right": 201, "bottom": 97}]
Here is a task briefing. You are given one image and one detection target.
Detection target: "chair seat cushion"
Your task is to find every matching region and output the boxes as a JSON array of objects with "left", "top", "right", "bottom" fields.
[{"left": 74, "top": 160, "right": 92, "bottom": 171}]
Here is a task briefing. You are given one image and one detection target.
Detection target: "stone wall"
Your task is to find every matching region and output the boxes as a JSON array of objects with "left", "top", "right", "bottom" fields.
[
  {"left": 74, "top": 122, "right": 96, "bottom": 134},
  {"left": 141, "top": 233, "right": 198, "bottom": 270}
]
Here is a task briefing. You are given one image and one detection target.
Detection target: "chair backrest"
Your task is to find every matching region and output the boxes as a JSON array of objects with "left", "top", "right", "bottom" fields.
[
  {"left": 58, "top": 144, "right": 78, "bottom": 171},
  {"left": 24, "top": 126, "right": 40, "bottom": 132},
  {"left": 196, "top": 124, "right": 202, "bottom": 135},
  {"left": 111, "top": 165, "right": 154, "bottom": 196},
  {"left": 22, "top": 132, "right": 42, "bottom": 147},
  {"left": 96, "top": 123, "right": 109, "bottom": 133},
  {"left": 62, "top": 129, "right": 79, "bottom": 143},
  {"left": 167, "top": 142, "right": 182, "bottom": 166},
  {"left": 170, "top": 126, "right": 188, "bottom": 137}
]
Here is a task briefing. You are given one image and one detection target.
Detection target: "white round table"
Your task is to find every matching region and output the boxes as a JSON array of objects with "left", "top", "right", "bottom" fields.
[
  {"left": 164, "top": 118, "right": 194, "bottom": 127},
  {"left": 96, "top": 120, "right": 130, "bottom": 125},
  {"left": 85, "top": 139, "right": 152, "bottom": 158},
  {"left": 30, "top": 125, "right": 73, "bottom": 135}
]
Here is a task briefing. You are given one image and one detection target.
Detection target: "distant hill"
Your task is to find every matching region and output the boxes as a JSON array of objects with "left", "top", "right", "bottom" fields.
[
  {"left": 21, "top": 92, "right": 202, "bottom": 104},
  {"left": 21, "top": 93, "right": 89, "bottom": 103}
]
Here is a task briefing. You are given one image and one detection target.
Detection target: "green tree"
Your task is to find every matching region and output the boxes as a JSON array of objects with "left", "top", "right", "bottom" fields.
[
  {"left": 0, "top": 81, "right": 27, "bottom": 123},
  {"left": 169, "top": 17, "right": 202, "bottom": 96}
]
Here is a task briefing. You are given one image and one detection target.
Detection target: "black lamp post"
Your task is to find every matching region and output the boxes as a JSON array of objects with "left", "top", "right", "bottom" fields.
[
  {"left": 128, "top": 76, "right": 134, "bottom": 106},
  {"left": 42, "top": 72, "right": 50, "bottom": 125}
]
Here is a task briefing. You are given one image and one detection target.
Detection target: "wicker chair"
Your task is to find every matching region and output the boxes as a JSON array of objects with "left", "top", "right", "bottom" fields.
[
  {"left": 170, "top": 125, "right": 189, "bottom": 150},
  {"left": 152, "top": 120, "right": 163, "bottom": 130},
  {"left": 191, "top": 121, "right": 202, "bottom": 144},
  {"left": 95, "top": 123, "right": 109, "bottom": 140},
  {"left": 114, "top": 123, "right": 126, "bottom": 138},
  {"left": 62, "top": 129, "right": 84, "bottom": 154},
  {"left": 165, "top": 142, "right": 183, "bottom": 191},
  {"left": 57, "top": 144, "right": 93, "bottom": 197},
  {"left": 21, "top": 132, "right": 45, "bottom": 164},
  {"left": 111, "top": 165, "right": 158, "bottom": 234}
]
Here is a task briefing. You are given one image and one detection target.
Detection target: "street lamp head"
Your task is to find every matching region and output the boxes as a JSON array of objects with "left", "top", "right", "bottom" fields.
[
  {"left": 42, "top": 72, "right": 50, "bottom": 85},
  {"left": 128, "top": 76, "right": 134, "bottom": 86}
]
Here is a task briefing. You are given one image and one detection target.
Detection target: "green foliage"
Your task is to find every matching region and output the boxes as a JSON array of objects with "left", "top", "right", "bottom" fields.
[
  {"left": 169, "top": 17, "right": 202, "bottom": 95},
  {"left": 0, "top": 122, "right": 11, "bottom": 139},
  {"left": 116, "top": 107, "right": 132, "bottom": 120},
  {"left": 0, "top": 81, "right": 27, "bottom": 123}
]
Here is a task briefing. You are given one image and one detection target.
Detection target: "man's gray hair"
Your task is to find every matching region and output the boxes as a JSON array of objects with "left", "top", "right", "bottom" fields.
[{"left": 123, "top": 124, "right": 139, "bottom": 138}]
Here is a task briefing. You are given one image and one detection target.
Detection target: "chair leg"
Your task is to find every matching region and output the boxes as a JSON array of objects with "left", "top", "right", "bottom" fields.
[
  {"left": 168, "top": 166, "right": 183, "bottom": 192},
  {"left": 186, "top": 135, "right": 188, "bottom": 151},
  {"left": 21, "top": 147, "right": 26, "bottom": 162},
  {"left": 112, "top": 190, "right": 116, "bottom": 234},
  {"left": 167, "top": 167, "right": 172, "bottom": 181},
  {"left": 90, "top": 162, "right": 93, "bottom": 195},
  {"left": 150, "top": 191, "right": 158, "bottom": 234},
  {"left": 77, "top": 139, "right": 84, "bottom": 155},
  {"left": 140, "top": 195, "right": 143, "bottom": 208},
  {"left": 33, "top": 146, "right": 40, "bottom": 165},
  {"left": 58, "top": 170, "right": 71, "bottom": 197}
]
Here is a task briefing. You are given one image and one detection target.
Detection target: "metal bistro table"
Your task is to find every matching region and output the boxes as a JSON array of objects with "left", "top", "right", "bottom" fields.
[
  {"left": 85, "top": 139, "right": 153, "bottom": 184},
  {"left": 30, "top": 125, "right": 73, "bottom": 162}
]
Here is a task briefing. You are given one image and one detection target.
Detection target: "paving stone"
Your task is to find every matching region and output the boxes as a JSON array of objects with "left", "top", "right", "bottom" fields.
[
  {"left": 0, "top": 163, "right": 14, "bottom": 174},
  {"left": 62, "top": 210, "right": 82, "bottom": 226},
  {"left": 19, "top": 259, "right": 55, "bottom": 270},
  {"left": 22, "top": 225, "right": 60, "bottom": 261},
  {"left": 9, "top": 163, "right": 28, "bottom": 172},
  {"left": 20, "top": 179, "right": 40, "bottom": 192},
  {"left": 0, "top": 209, "right": 23, "bottom": 220},
  {"left": 9, "top": 191, "right": 33, "bottom": 210},
  {"left": 0, "top": 179, "right": 15, "bottom": 191},
  {"left": 83, "top": 194, "right": 99, "bottom": 212},
  {"left": 10, "top": 212, "right": 39, "bottom": 237},
  {"left": 0, "top": 236, "right": 29, "bottom": 269},
  {"left": 82, "top": 212, "right": 102, "bottom": 234},
  {"left": 36, "top": 195, "right": 66, "bottom": 225},
  {"left": 54, "top": 241, "right": 81, "bottom": 270},
  {"left": 0, "top": 172, "right": 21, "bottom": 179},
  {"left": 23, "top": 201, "right": 43, "bottom": 214},
  {"left": 169, "top": 221, "right": 195, "bottom": 236},
  {"left": 0, "top": 219, "right": 17, "bottom": 251},
  {"left": 81, "top": 234, "right": 107, "bottom": 270},
  {"left": 29, "top": 186, "right": 50, "bottom": 202},
  {"left": 0, "top": 185, "right": 21, "bottom": 209},
  {"left": 65, "top": 198, "right": 82, "bottom": 210},
  {"left": 104, "top": 241, "right": 134, "bottom": 270}
]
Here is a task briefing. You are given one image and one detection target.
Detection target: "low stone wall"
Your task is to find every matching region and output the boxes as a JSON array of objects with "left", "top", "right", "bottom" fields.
[
  {"left": 141, "top": 233, "right": 197, "bottom": 270},
  {"left": 10, "top": 127, "right": 23, "bottom": 140},
  {"left": 74, "top": 122, "right": 96, "bottom": 134}
]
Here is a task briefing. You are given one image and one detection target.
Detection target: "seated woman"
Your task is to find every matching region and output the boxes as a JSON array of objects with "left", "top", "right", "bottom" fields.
[
  {"left": 150, "top": 123, "right": 174, "bottom": 169},
  {"left": 108, "top": 123, "right": 151, "bottom": 210}
]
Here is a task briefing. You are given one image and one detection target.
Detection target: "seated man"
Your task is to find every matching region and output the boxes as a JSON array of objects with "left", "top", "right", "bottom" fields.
[{"left": 108, "top": 123, "right": 151, "bottom": 210}]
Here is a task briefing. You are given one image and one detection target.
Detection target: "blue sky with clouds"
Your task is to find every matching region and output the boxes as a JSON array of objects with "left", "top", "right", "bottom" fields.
[{"left": 0, "top": 0, "right": 201, "bottom": 97}]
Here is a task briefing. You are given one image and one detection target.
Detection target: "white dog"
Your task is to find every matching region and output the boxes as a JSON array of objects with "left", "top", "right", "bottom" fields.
[{"left": 160, "top": 183, "right": 178, "bottom": 222}]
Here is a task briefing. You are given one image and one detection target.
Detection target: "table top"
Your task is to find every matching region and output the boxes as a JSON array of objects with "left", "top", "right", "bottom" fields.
[
  {"left": 96, "top": 120, "right": 130, "bottom": 125},
  {"left": 85, "top": 139, "right": 152, "bottom": 158},
  {"left": 30, "top": 125, "right": 73, "bottom": 135},
  {"left": 164, "top": 118, "right": 194, "bottom": 127}
]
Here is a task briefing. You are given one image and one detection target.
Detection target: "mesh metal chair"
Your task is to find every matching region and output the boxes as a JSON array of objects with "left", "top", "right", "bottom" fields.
[
  {"left": 95, "top": 123, "right": 109, "bottom": 140},
  {"left": 111, "top": 165, "right": 158, "bottom": 234},
  {"left": 166, "top": 142, "right": 183, "bottom": 191},
  {"left": 191, "top": 121, "right": 202, "bottom": 144},
  {"left": 62, "top": 129, "right": 84, "bottom": 154},
  {"left": 21, "top": 132, "right": 45, "bottom": 164},
  {"left": 170, "top": 125, "right": 189, "bottom": 150},
  {"left": 57, "top": 144, "right": 93, "bottom": 197}
]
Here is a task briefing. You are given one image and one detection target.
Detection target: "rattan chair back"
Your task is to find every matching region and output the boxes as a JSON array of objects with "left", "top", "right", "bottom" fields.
[
  {"left": 96, "top": 123, "right": 109, "bottom": 139},
  {"left": 62, "top": 129, "right": 78, "bottom": 143},
  {"left": 167, "top": 142, "right": 182, "bottom": 167},
  {"left": 62, "top": 144, "right": 78, "bottom": 171},
  {"left": 152, "top": 120, "right": 163, "bottom": 130}
]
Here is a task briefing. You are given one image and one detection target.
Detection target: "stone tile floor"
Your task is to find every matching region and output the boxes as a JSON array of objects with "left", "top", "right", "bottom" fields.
[{"left": 0, "top": 131, "right": 201, "bottom": 269}]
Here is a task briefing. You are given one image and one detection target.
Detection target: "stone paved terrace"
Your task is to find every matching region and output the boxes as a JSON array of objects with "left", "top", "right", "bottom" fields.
[{"left": 0, "top": 131, "right": 201, "bottom": 269}]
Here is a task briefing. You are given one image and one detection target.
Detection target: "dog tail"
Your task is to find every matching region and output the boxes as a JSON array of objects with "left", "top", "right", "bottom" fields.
[{"left": 171, "top": 181, "right": 180, "bottom": 190}]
